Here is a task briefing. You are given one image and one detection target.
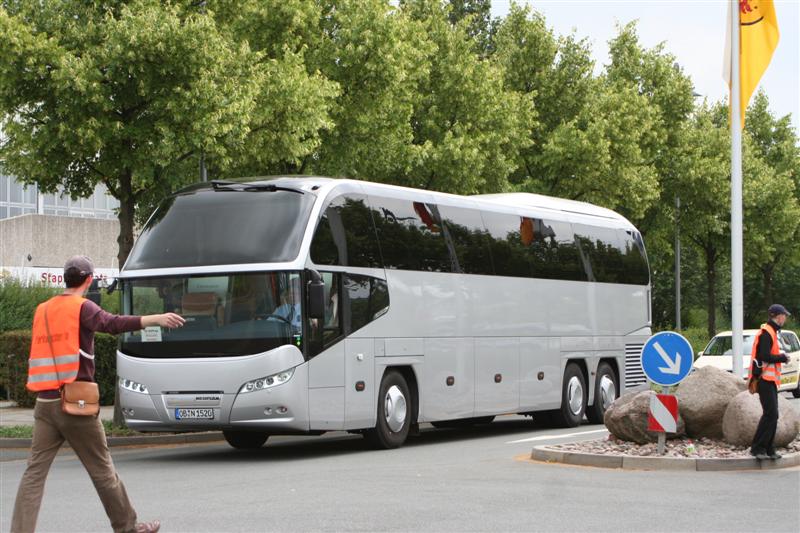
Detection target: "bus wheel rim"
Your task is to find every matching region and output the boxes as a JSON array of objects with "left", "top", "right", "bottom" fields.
[
  {"left": 384, "top": 385, "right": 407, "bottom": 433},
  {"left": 599, "top": 375, "right": 616, "bottom": 410},
  {"left": 567, "top": 376, "right": 584, "bottom": 416}
]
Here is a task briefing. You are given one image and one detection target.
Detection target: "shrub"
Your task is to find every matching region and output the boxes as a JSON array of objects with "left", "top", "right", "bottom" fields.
[
  {"left": 0, "top": 330, "right": 119, "bottom": 408},
  {"left": 0, "top": 277, "right": 122, "bottom": 333},
  {"left": 0, "top": 279, "right": 59, "bottom": 332},
  {"left": 679, "top": 327, "right": 713, "bottom": 359}
]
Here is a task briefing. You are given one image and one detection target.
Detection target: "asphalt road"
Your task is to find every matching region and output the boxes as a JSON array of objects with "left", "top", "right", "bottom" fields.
[{"left": 2, "top": 396, "right": 799, "bottom": 533}]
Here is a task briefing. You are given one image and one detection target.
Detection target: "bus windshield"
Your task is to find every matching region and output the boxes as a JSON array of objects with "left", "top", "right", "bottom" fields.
[
  {"left": 121, "top": 272, "right": 303, "bottom": 358},
  {"left": 125, "top": 187, "right": 315, "bottom": 270}
]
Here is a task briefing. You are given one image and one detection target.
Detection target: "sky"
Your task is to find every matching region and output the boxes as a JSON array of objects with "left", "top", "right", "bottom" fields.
[{"left": 491, "top": 0, "right": 800, "bottom": 133}]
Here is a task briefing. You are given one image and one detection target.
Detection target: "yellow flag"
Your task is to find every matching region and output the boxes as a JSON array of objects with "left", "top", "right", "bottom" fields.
[{"left": 731, "top": 0, "right": 780, "bottom": 127}]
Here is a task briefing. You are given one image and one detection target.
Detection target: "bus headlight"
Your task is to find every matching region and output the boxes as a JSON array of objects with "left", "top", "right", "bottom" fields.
[
  {"left": 239, "top": 368, "right": 295, "bottom": 394},
  {"left": 119, "top": 377, "right": 149, "bottom": 394}
]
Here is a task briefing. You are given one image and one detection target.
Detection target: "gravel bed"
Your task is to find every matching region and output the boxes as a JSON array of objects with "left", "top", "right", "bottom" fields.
[{"left": 549, "top": 434, "right": 800, "bottom": 458}]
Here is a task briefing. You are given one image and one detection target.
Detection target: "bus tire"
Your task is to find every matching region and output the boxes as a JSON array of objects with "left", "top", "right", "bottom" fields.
[
  {"left": 365, "top": 371, "right": 411, "bottom": 449},
  {"left": 547, "top": 363, "right": 587, "bottom": 428},
  {"left": 223, "top": 430, "right": 269, "bottom": 450},
  {"left": 586, "top": 362, "right": 618, "bottom": 424}
]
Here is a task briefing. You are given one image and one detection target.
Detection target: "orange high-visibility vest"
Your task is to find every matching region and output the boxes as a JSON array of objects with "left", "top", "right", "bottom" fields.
[
  {"left": 748, "top": 323, "right": 782, "bottom": 385},
  {"left": 26, "top": 295, "right": 85, "bottom": 392}
]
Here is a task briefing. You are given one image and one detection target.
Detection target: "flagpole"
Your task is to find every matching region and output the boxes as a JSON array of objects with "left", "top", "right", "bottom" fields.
[{"left": 730, "top": 0, "right": 744, "bottom": 379}]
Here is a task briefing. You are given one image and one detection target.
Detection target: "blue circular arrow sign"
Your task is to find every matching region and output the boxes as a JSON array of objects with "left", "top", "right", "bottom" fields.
[{"left": 640, "top": 331, "right": 694, "bottom": 386}]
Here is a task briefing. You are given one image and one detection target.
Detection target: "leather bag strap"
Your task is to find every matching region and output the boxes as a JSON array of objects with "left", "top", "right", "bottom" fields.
[{"left": 42, "top": 302, "right": 63, "bottom": 384}]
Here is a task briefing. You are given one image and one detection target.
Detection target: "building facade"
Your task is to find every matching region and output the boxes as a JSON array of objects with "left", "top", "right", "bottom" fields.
[{"left": 0, "top": 173, "right": 121, "bottom": 285}]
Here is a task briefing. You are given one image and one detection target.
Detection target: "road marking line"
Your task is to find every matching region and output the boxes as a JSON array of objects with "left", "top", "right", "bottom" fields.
[{"left": 506, "top": 428, "right": 608, "bottom": 444}]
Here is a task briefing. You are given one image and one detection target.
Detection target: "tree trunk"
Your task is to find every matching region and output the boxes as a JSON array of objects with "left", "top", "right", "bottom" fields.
[
  {"left": 705, "top": 245, "right": 717, "bottom": 339},
  {"left": 113, "top": 170, "right": 135, "bottom": 427},
  {"left": 116, "top": 171, "right": 136, "bottom": 269}
]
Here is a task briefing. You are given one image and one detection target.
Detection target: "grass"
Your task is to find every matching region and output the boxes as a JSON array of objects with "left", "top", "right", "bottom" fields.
[
  {"left": 0, "top": 421, "right": 141, "bottom": 439},
  {"left": 0, "top": 425, "right": 32, "bottom": 438}
]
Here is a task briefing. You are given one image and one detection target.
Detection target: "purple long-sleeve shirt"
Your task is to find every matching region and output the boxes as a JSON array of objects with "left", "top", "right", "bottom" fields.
[{"left": 38, "top": 298, "right": 142, "bottom": 400}]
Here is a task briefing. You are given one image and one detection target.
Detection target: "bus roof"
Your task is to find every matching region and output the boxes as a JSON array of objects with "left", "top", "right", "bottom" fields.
[{"left": 192, "top": 176, "right": 636, "bottom": 228}]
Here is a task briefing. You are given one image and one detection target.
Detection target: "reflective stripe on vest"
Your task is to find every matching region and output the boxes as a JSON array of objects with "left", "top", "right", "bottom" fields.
[
  {"left": 748, "top": 323, "right": 782, "bottom": 384},
  {"left": 26, "top": 295, "right": 84, "bottom": 392}
]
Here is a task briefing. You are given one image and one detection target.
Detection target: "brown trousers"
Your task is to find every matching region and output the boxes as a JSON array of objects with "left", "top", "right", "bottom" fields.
[{"left": 10, "top": 400, "right": 138, "bottom": 533}]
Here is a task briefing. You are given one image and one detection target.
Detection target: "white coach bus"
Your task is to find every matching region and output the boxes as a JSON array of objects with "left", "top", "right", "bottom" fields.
[{"left": 116, "top": 177, "right": 651, "bottom": 449}]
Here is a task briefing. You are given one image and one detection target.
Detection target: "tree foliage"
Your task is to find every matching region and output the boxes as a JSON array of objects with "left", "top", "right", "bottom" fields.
[{"left": 1, "top": 1, "right": 798, "bottom": 333}]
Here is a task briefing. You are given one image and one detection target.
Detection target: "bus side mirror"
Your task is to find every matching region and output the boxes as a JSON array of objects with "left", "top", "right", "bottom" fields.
[
  {"left": 105, "top": 278, "right": 118, "bottom": 295},
  {"left": 306, "top": 270, "right": 325, "bottom": 320}
]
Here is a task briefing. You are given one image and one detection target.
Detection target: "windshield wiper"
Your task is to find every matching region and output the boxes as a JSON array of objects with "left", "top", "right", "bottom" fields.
[{"left": 210, "top": 180, "right": 304, "bottom": 194}]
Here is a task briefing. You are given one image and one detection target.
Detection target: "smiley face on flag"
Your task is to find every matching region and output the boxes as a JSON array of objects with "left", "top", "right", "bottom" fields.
[{"left": 740, "top": 0, "right": 765, "bottom": 26}]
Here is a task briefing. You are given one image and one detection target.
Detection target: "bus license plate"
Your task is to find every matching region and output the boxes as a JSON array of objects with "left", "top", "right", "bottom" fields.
[{"left": 175, "top": 408, "right": 214, "bottom": 420}]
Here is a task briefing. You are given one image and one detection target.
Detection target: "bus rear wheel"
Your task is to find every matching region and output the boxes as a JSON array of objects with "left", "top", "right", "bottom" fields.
[
  {"left": 546, "top": 363, "right": 587, "bottom": 428},
  {"left": 223, "top": 430, "right": 269, "bottom": 449},
  {"left": 586, "top": 362, "right": 618, "bottom": 424},
  {"left": 365, "top": 371, "right": 411, "bottom": 449}
]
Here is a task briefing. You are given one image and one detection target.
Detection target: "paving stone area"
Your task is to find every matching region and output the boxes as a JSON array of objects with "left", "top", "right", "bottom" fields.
[{"left": 551, "top": 433, "right": 800, "bottom": 458}]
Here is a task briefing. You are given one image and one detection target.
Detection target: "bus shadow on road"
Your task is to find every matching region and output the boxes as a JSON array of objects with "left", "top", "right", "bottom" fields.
[{"left": 140, "top": 416, "right": 594, "bottom": 463}]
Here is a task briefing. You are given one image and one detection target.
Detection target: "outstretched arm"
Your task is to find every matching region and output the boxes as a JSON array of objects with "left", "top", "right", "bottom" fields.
[{"left": 141, "top": 313, "right": 185, "bottom": 329}]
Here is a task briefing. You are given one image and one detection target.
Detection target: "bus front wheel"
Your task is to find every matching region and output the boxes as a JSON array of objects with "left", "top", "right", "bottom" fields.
[
  {"left": 365, "top": 371, "right": 411, "bottom": 449},
  {"left": 223, "top": 430, "right": 269, "bottom": 450},
  {"left": 547, "top": 363, "right": 587, "bottom": 428}
]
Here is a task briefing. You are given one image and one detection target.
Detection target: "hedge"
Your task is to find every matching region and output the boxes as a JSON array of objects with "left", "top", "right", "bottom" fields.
[
  {"left": 0, "top": 331, "right": 119, "bottom": 408},
  {"left": 0, "top": 279, "right": 60, "bottom": 332},
  {"left": 1, "top": 278, "right": 121, "bottom": 334}
]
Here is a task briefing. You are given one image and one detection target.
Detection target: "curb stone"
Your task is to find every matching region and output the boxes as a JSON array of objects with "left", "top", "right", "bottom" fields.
[
  {"left": 531, "top": 445, "right": 800, "bottom": 471},
  {"left": 1, "top": 431, "right": 224, "bottom": 449}
]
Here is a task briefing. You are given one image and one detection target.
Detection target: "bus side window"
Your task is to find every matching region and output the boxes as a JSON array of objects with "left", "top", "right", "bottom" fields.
[
  {"left": 480, "top": 211, "right": 531, "bottom": 278},
  {"left": 323, "top": 273, "right": 341, "bottom": 342},
  {"left": 310, "top": 194, "right": 382, "bottom": 268},
  {"left": 437, "top": 205, "right": 494, "bottom": 275},
  {"left": 308, "top": 272, "right": 343, "bottom": 357},
  {"left": 546, "top": 220, "right": 585, "bottom": 281},
  {"left": 369, "top": 196, "right": 452, "bottom": 272},
  {"left": 574, "top": 224, "right": 626, "bottom": 284},
  {"left": 618, "top": 229, "right": 650, "bottom": 285},
  {"left": 344, "top": 274, "right": 390, "bottom": 334}
]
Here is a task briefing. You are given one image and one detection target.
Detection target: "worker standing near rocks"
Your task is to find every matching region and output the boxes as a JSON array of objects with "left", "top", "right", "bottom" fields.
[{"left": 749, "top": 304, "right": 791, "bottom": 460}]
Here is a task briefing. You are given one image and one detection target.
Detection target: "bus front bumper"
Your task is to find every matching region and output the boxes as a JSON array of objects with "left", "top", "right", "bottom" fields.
[{"left": 117, "top": 347, "right": 310, "bottom": 434}]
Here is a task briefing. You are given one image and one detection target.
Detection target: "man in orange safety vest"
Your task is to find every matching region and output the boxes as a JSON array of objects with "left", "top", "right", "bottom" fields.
[
  {"left": 749, "top": 304, "right": 791, "bottom": 460},
  {"left": 11, "top": 256, "right": 185, "bottom": 533}
]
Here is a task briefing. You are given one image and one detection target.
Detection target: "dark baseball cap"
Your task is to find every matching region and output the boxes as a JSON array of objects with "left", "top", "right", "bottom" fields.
[
  {"left": 64, "top": 255, "right": 94, "bottom": 277},
  {"left": 768, "top": 304, "right": 791, "bottom": 317}
]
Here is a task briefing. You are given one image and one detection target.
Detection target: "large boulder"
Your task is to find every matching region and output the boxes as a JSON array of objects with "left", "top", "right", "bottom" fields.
[
  {"left": 675, "top": 366, "right": 746, "bottom": 439},
  {"left": 604, "top": 390, "right": 686, "bottom": 444},
  {"left": 722, "top": 390, "right": 800, "bottom": 447}
]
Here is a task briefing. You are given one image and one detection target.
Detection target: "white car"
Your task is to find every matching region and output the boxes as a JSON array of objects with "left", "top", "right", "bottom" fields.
[{"left": 693, "top": 329, "right": 800, "bottom": 396}]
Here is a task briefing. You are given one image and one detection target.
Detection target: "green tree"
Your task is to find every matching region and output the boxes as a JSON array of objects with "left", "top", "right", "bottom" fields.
[
  {"left": 0, "top": 1, "right": 335, "bottom": 265},
  {"left": 745, "top": 91, "right": 800, "bottom": 189},
  {"left": 397, "top": 0, "right": 534, "bottom": 194},
  {"left": 445, "top": 0, "right": 496, "bottom": 56},
  {"left": 493, "top": 9, "right": 660, "bottom": 221},
  {"left": 742, "top": 150, "right": 800, "bottom": 311},
  {"left": 741, "top": 91, "right": 800, "bottom": 318},
  {"left": 675, "top": 103, "right": 731, "bottom": 338},
  {"left": 205, "top": 0, "right": 338, "bottom": 178},
  {"left": 305, "top": 0, "right": 430, "bottom": 181},
  {"left": 603, "top": 21, "right": 696, "bottom": 328}
]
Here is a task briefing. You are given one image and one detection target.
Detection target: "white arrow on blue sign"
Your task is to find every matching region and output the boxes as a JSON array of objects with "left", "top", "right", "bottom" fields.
[{"left": 640, "top": 331, "right": 694, "bottom": 386}]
